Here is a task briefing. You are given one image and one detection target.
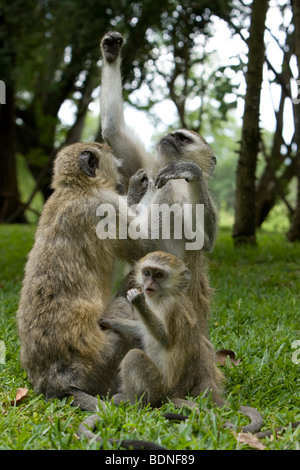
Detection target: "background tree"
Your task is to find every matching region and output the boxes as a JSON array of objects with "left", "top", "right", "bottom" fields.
[
  {"left": 287, "top": 0, "right": 300, "bottom": 241},
  {"left": 0, "top": 1, "right": 37, "bottom": 223},
  {"left": 0, "top": 0, "right": 299, "bottom": 241},
  {"left": 0, "top": 0, "right": 172, "bottom": 222},
  {"left": 232, "top": 0, "right": 270, "bottom": 245}
]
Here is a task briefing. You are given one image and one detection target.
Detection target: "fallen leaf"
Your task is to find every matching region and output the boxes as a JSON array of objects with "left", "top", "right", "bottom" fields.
[
  {"left": 216, "top": 349, "right": 242, "bottom": 367},
  {"left": 10, "top": 388, "right": 29, "bottom": 406},
  {"left": 232, "top": 431, "right": 266, "bottom": 450}
]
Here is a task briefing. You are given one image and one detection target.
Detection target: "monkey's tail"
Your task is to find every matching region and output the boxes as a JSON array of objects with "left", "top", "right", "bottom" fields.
[
  {"left": 224, "top": 406, "right": 263, "bottom": 434},
  {"left": 78, "top": 413, "right": 166, "bottom": 450},
  {"left": 171, "top": 398, "right": 264, "bottom": 434}
]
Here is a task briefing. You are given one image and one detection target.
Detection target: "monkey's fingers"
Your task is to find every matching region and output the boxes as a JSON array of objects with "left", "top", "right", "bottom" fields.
[
  {"left": 155, "top": 162, "right": 202, "bottom": 188},
  {"left": 99, "top": 318, "right": 113, "bottom": 330},
  {"left": 126, "top": 288, "right": 142, "bottom": 303}
]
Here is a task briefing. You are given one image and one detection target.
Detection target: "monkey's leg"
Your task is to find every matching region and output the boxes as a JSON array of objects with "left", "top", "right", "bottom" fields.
[{"left": 120, "top": 349, "right": 167, "bottom": 407}]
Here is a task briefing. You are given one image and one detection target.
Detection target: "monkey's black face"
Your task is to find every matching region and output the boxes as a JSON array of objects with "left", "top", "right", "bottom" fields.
[
  {"left": 142, "top": 267, "right": 167, "bottom": 298},
  {"left": 157, "top": 131, "right": 194, "bottom": 159}
]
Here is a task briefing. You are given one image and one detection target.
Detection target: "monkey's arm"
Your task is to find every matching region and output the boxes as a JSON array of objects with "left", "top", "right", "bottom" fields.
[
  {"left": 100, "top": 32, "right": 150, "bottom": 182},
  {"left": 155, "top": 161, "right": 217, "bottom": 251},
  {"left": 128, "top": 291, "right": 170, "bottom": 348},
  {"left": 99, "top": 317, "right": 143, "bottom": 340},
  {"left": 96, "top": 193, "right": 158, "bottom": 262}
]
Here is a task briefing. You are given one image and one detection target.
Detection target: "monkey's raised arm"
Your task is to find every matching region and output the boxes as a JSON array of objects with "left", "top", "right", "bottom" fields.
[{"left": 100, "top": 32, "right": 151, "bottom": 184}]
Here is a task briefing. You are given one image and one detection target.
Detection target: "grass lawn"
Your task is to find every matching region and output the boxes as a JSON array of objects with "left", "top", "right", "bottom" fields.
[{"left": 0, "top": 223, "right": 299, "bottom": 450}]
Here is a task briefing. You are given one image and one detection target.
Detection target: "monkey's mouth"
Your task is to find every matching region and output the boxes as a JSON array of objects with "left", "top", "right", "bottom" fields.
[
  {"left": 145, "top": 288, "right": 156, "bottom": 297},
  {"left": 159, "top": 136, "right": 179, "bottom": 149}
]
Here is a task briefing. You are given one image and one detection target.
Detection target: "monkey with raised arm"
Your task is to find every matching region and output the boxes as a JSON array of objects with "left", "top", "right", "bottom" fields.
[
  {"left": 100, "top": 32, "right": 217, "bottom": 338},
  {"left": 17, "top": 142, "right": 157, "bottom": 413}
]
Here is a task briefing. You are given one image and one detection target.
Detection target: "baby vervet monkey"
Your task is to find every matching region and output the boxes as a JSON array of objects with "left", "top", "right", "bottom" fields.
[
  {"left": 100, "top": 251, "right": 263, "bottom": 433},
  {"left": 100, "top": 251, "right": 224, "bottom": 407}
]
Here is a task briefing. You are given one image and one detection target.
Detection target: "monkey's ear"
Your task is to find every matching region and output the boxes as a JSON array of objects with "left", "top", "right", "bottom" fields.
[
  {"left": 116, "top": 182, "right": 125, "bottom": 195},
  {"left": 209, "top": 155, "right": 217, "bottom": 176},
  {"left": 79, "top": 150, "right": 99, "bottom": 177}
]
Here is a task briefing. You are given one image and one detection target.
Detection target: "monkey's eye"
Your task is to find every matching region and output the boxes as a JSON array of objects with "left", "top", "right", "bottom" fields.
[
  {"left": 176, "top": 133, "right": 192, "bottom": 143},
  {"left": 143, "top": 270, "right": 151, "bottom": 277},
  {"left": 155, "top": 271, "right": 164, "bottom": 279}
]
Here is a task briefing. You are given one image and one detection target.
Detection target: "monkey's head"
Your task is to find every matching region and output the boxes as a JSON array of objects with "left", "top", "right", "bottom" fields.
[
  {"left": 156, "top": 129, "right": 216, "bottom": 178},
  {"left": 134, "top": 251, "right": 191, "bottom": 299},
  {"left": 52, "top": 142, "right": 123, "bottom": 191}
]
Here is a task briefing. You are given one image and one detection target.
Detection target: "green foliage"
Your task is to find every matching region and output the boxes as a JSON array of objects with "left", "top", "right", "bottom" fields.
[
  {"left": 16, "top": 155, "right": 44, "bottom": 224},
  {"left": 0, "top": 224, "right": 299, "bottom": 450}
]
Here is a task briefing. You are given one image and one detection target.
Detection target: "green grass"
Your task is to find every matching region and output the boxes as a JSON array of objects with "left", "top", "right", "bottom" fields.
[{"left": 0, "top": 224, "right": 300, "bottom": 450}]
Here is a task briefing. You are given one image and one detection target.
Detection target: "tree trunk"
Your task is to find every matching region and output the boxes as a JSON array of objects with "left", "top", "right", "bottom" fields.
[
  {"left": 287, "top": 0, "right": 300, "bottom": 241},
  {"left": 233, "top": 0, "right": 269, "bottom": 245},
  {"left": 256, "top": 86, "right": 294, "bottom": 227},
  {"left": 0, "top": 9, "right": 26, "bottom": 223},
  {"left": 0, "top": 84, "right": 26, "bottom": 223}
]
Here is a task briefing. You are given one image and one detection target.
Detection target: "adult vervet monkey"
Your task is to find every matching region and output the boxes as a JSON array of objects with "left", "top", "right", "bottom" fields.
[
  {"left": 100, "top": 31, "right": 217, "bottom": 337},
  {"left": 17, "top": 142, "right": 157, "bottom": 414}
]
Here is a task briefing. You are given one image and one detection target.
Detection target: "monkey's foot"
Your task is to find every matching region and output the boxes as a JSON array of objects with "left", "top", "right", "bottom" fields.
[
  {"left": 101, "top": 31, "right": 123, "bottom": 63},
  {"left": 112, "top": 393, "right": 129, "bottom": 406},
  {"left": 127, "top": 169, "right": 149, "bottom": 206}
]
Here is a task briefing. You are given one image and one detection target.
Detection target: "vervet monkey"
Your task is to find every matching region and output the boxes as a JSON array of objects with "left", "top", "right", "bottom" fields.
[
  {"left": 100, "top": 251, "right": 263, "bottom": 434},
  {"left": 100, "top": 32, "right": 217, "bottom": 337},
  {"left": 17, "top": 142, "right": 157, "bottom": 414}
]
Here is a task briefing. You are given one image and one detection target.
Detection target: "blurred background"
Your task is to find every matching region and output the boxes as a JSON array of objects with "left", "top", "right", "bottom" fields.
[{"left": 0, "top": 0, "right": 299, "bottom": 244}]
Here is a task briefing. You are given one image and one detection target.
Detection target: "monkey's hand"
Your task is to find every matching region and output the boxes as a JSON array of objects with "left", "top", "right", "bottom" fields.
[
  {"left": 127, "top": 169, "right": 149, "bottom": 206},
  {"left": 99, "top": 318, "right": 114, "bottom": 330},
  {"left": 127, "top": 288, "right": 144, "bottom": 305},
  {"left": 155, "top": 162, "right": 202, "bottom": 189},
  {"left": 101, "top": 31, "right": 124, "bottom": 64}
]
